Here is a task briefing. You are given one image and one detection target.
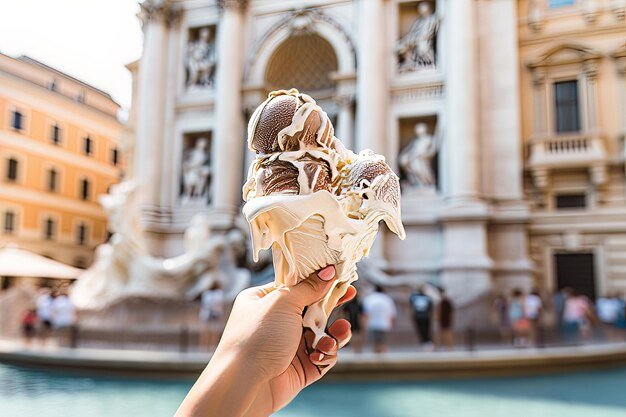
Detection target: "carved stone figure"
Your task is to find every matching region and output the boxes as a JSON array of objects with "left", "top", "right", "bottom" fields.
[
  {"left": 396, "top": 1, "right": 440, "bottom": 72},
  {"left": 182, "top": 137, "right": 211, "bottom": 201},
  {"left": 399, "top": 122, "right": 438, "bottom": 188},
  {"left": 185, "top": 27, "right": 216, "bottom": 87},
  {"left": 70, "top": 183, "right": 232, "bottom": 309}
]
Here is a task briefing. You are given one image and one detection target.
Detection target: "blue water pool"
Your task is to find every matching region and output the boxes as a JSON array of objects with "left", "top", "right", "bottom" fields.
[{"left": 1, "top": 363, "right": 626, "bottom": 417}]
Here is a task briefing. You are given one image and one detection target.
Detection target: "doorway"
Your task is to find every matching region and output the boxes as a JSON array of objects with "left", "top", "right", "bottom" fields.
[{"left": 554, "top": 252, "right": 596, "bottom": 300}]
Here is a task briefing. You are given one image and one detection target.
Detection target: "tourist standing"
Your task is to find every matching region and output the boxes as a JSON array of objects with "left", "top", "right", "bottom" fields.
[
  {"left": 409, "top": 286, "right": 433, "bottom": 349},
  {"left": 597, "top": 293, "right": 622, "bottom": 340},
  {"left": 199, "top": 282, "right": 225, "bottom": 350},
  {"left": 525, "top": 288, "right": 543, "bottom": 345},
  {"left": 509, "top": 289, "right": 530, "bottom": 346},
  {"left": 342, "top": 295, "right": 363, "bottom": 353},
  {"left": 435, "top": 287, "right": 454, "bottom": 350},
  {"left": 597, "top": 293, "right": 621, "bottom": 324},
  {"left": 36, "top": 287, "right": 54, "bottom": 345},
  {"left": 51, "top": 289, "right": 76, "bottom": 329},
  {"left": 493, "top": 292, "right": 510, "bottom": 343},
  {"left": 563, "top": 289, "right": 595, "bottom": 342},
  {"left": 553, "top": 287, "right": 570, "bottom": 328},
  {"left": 20, "top": 308, "right": 37, "bottom": 346},
  {"left": 362, "top": 285, "right": 397, "bottom": 353}
]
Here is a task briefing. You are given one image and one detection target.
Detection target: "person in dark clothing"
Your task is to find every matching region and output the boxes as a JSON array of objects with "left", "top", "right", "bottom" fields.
[
  {"left": 436, "top": 288, "right": 454, "bottom": 350},
  {"left": 342, "top": 295, "right": 363, "bottom": 353},
  {"left": 409, "top": 285, "right": 433, "bottom": 349}
]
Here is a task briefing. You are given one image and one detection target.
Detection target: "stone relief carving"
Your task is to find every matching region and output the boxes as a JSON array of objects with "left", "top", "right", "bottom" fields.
[
  {"left": 399, "top": 122, "right": 440, "bottom": 188},
  {"left": 395, "top": 1, "right": 440, "bottom": 72},
  {"left": 182, "top": 137, "right": 211, "bottom": 202},
  {"left": 70, "top": 182, "right": 250, "bottom": 309},
  {"left": 185, "top": 27, "right": 216, "bottom": 88}
]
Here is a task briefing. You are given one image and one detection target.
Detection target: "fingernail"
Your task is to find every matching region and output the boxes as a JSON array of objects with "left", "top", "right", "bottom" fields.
[
  {"left": 312, "top": 353, "right": 325, "bottom": 362},
  {"left": 317, "top": 266, "right": 335, "bottom": 281},
  {"left": 318, "top": 336, "right": 337, "bottom": 351}
]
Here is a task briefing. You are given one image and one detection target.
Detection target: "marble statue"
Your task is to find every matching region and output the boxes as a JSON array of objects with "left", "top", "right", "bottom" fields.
[
  {"left": 399, "top": 122, "right": 439, "bottom": 188},
  {"left": 70, "top": 182, "right": 249, "bottom": 309},
  {"left": 182, "top": 138, "right": 211, "bottom": 201},
  {"left": 185, "top": 27, "right": 216, "bottom": 87},
  {"left": 396, "top": 1, "right": 440, "bottom": 72}
]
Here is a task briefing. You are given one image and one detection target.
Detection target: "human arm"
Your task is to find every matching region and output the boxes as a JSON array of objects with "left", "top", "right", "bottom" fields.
[{"left": 175, "top": 265, "right": 355, "bottom": 417}]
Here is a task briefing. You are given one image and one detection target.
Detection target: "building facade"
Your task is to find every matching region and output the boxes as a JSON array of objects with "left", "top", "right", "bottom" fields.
[
  {"left": 0, "top": 54, "right": 125, "bottom": 267},
  {"left": 520, "top": 0, "right": 626, "bottom": 299},
  {"left": 128, "top": 0, "right": 626, "bottom": 312}
]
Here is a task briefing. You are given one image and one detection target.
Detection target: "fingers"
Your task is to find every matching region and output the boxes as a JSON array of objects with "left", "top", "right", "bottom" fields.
[
  {"left": 307, "top": 318, "right": 352, "bottom": 366},
  {"left": 308, "top": 351, "right": 338, "bottom": 368},
  {"left": 284, "top": 265, "right": 336, "bottom": 308},
  {"left": 316, "top": 335, "right": 338, "bottom": 356},
  {"left": 328, "top": 319, "right": 352, "bottom": 348}
]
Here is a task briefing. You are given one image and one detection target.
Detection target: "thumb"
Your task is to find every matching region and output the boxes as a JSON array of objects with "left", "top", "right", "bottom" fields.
[{"left": 286, "top": 265, "right": 336, "bottom": 308}]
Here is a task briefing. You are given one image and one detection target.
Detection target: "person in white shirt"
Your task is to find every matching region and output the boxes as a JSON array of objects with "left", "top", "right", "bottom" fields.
[
  {"left": 597, "top": 294, "right": 620, "bottom": 324},
  {"left": 525, "top": 289, "right": 543, "bottom": 346},
  {"left": 36, "top": 288, "right": 54, "bottom": 345},
  {"left": 362, "top": 285, "right": 397, "bottom": 353},
  {"left": 525, "top": 290, "right": 543, "bottom": 321},
  {"left": 51, "top": 291, "right": 76, "bottom": 329}
]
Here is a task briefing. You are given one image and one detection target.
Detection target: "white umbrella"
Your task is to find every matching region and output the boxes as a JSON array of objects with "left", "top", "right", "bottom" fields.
[{"left": 0, "top": 245, "right": 82, "bottom": 279}]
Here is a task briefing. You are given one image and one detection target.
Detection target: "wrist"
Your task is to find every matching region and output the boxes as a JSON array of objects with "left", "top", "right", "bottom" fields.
[{"left": 176, "top": 348, "right": 265, "bottom": 417}]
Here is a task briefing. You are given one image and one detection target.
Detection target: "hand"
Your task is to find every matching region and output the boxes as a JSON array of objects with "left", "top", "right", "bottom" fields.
[{"left": 176, "top": 265, "right": 356, "bottom": 417}]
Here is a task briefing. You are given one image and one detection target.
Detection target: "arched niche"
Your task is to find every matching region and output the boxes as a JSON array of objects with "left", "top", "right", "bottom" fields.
[
  {"left": 245, "top": 11, "right": 356, "bottom": 90},
  {"left": 265, "top": 33, "right": 338, "bottom": 95}
]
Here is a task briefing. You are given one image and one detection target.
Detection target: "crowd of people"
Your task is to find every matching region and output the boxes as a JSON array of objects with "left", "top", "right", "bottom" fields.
[
  {"left": 341, "top": 283, "right": 626, "bottom": 353},
  {"left": 495, "top": 287, "right": 626, "bottom": 347},
  {"left": 343, "top": 284, "right": 454, "bottom": 353},
  {"left": 20, "top": 285, "right": 76, "bottom": 346},
  {"left": 18, "top": 280, "right": 626, "bottom": 353}
]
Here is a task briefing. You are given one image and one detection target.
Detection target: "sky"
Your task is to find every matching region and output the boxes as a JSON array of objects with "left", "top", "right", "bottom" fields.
[{"left": 0, "top": 0, "right": 143, "bottom": 110}]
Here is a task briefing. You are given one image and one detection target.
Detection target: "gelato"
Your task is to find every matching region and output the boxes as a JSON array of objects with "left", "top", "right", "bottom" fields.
[{"left": 243, "top": 89, "right": 405, "bottom": 345}]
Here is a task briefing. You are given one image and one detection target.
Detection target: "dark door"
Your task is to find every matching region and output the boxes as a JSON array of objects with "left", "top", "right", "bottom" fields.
[{"left": 554, "top": 252, "right": 596, "bottom": 300}]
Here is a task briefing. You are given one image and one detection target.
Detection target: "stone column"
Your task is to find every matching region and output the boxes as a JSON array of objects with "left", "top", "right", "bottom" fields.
[
  {"left": 356, "top": 0, "right": 387, "bottom": 154},
  {"left": 445, "top": 0, "right": 480, "bottom": 205},
  {"left": 334, "top": 95, "right": 354, "bottom": 149},
  {"left": 440, "top": 0, "right": 492, "bottom": 324},
  {"left": 211, "top": 0, "right": 247, "bottom": 228},
  {"left": 479, "top": 0, "right": 533, "bottom": 296},
  {"left": 134, "top": 0, "right": 181, "bottom": 218},
  {"left": 531, "top": 69, "right": 547, "bottom": 137},
  {"left": 584, "top": 61, "right": 599, "bottom": 135}
]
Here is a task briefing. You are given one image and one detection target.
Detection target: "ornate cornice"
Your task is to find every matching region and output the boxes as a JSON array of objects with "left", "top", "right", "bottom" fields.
[
  {"left": 217, "top": 0, "right": 248, "bottom": 12},
  {"left": 139, "top": 0, "right": 183, "bottom": 27}
]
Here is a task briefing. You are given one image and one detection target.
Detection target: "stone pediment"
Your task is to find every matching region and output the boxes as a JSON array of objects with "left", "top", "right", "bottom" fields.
[{"left": 528, "top": 43, "right": 601, "bottom": 69}]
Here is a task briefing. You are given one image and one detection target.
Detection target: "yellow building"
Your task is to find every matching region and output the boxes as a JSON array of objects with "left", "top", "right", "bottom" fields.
[
  {"left": 0, "top": 53, "right": 124, "bottom": 268},
  {"left": 519, "top": 0, "right": 626, "bottom": 297}
]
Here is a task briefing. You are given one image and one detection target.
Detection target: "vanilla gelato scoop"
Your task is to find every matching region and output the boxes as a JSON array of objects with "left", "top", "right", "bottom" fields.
[{"left": 243, "top": 89, "right": 405, "bottom": 346}]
